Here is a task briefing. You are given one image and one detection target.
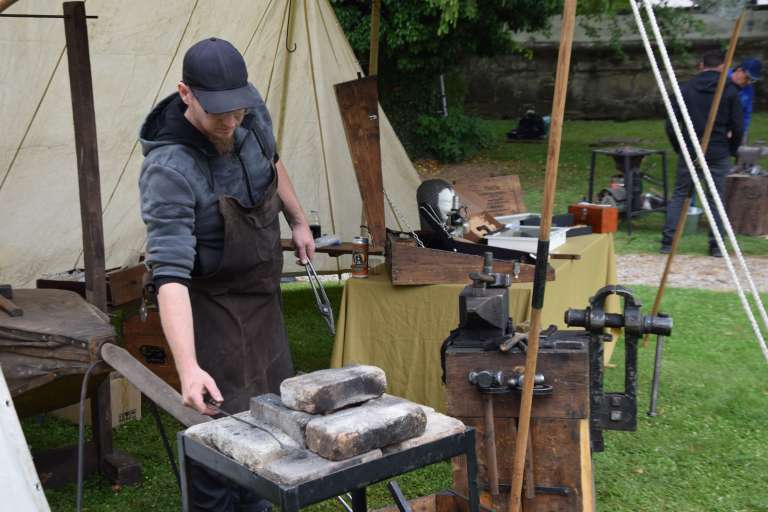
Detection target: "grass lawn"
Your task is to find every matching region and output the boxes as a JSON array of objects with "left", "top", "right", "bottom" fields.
[
  {"left": 471, "top": 113, "right": 768, "bottom": 256},
  {"left": 25, "top": 283, "right": 768, "bottom": 511}
]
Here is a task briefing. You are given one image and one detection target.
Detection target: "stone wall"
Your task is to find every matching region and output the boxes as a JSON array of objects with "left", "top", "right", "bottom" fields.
[{"left": 462, "top": 11, "right": 767, "bottom": 121}]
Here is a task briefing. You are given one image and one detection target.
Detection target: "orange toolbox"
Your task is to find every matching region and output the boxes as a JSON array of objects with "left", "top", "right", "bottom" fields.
[{"left": 568, "top": 203, "right": 619, "bottom": 233}]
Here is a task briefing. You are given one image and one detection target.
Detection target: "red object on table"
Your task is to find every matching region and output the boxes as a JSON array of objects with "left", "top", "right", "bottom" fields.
[{"left": 568, "top": 203, "right": 618, "bottom": 233}]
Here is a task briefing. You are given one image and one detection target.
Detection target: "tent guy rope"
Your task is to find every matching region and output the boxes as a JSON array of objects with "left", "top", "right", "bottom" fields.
[{"left": 629, "top": 0, "right": 768, "bottom": 362}]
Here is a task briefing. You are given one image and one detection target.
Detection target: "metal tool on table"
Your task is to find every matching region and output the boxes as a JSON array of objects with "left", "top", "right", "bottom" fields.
[{"left": 304, "top": 260, "right": 335, "bottom": 336}]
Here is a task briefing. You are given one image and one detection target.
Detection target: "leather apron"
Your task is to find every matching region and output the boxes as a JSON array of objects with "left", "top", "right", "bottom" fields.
[{"left": 189, "top": 166, "right": 293, "bottom": 413}]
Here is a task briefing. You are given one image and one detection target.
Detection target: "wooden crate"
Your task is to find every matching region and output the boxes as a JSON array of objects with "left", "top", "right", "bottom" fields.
[
  {"left": 386, "top": 234, "right": 553, "bottom": 286},
  {"left": 122, "top": 310, "right": 180, "bottom": 392},
  {"left": 567, "top": 203, "right": 618, "bottom": 234}
]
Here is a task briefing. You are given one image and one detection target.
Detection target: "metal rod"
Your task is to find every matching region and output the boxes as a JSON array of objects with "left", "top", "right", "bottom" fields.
[
  {"left": 482, "top": 395, "right": 499, "bottom": 496},
  {"left": 0, "top": 13, "right": 98, "bottom": 18},
  {"left": 643, "top": 8, "right": 746, "bottom": 346},
  {"left": 648, "top": 334, "right": 665, "bottom": 416},
  {"left": 508, "top": 3, "right": 577, "bottom": 512}
]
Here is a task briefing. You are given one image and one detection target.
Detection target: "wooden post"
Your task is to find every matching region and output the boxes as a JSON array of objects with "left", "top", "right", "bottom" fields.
[
  {"left": 508, "top": 1, "right": 577, "bottom": 511},
  {"left": 63, "top": 1, "right": 107, "bottom": 314},
  {"left": 368, "top": 0, "right": 381, "bottom": 77},
  {"left": 643, "top": 9, "right": 746, "bottom": 346},
  {"left": 0, "top": 0, "right": 18, "bottom": 13}
]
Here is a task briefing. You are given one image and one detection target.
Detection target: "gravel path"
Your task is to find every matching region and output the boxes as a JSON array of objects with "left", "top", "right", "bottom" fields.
[{"left": 616, "top": 253, "right": 768, "bottom": 292}]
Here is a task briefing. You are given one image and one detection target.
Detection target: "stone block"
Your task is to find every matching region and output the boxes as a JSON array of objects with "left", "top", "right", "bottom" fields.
[
  {"left": 261, "top": 448, "right": 383, "bottom": 486},
  {"left": 304, "top": 395, "right": 427, "bottom": 460},
  {"left": 383, "top": 409, "right": 465, "bottom": 453},
  {"left": 185, "top": 413, "right": 299, "bottom": 472},
  {"left": 280, "top": 365, "right": 387, "bottom": 414},
  {"left": 250, "top": 394, "right": 314, "bottom": 447}
]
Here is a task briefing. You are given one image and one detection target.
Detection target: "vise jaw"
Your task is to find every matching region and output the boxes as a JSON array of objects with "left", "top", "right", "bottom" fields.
[{"left": 565, "top": 285, "right": 672, "bottom": 451}]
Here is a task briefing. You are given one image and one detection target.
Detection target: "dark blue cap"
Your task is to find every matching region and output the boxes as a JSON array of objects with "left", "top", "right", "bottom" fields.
[
  {"left": 739, "top": 58, "right": 762, "bottom": 82},
  {"left": 182, "top": 37, "right": 260, "bottom": 114}
]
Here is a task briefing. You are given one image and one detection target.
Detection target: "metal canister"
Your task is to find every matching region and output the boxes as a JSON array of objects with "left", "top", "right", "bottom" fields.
[{"left": 351, "top": 236, "right": 369, "bottom": 278}]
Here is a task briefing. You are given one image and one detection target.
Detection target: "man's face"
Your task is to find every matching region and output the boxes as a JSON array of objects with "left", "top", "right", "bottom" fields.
[
  {"left": 731, "top": 68, "right": 751, "bottom": 87},
  {"left": 178, "top": 82, "right": 246, "bottom": 147}
]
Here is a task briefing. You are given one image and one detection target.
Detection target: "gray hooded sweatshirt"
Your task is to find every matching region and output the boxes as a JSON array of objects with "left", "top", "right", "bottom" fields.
[{"left": 139, "top": 92, "right": 278, "bottom": 283}]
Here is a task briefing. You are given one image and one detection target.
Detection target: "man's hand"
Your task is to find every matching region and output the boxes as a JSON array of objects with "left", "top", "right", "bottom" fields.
[
  {"left": 179, "top": 364, "right": 223, "bottom": 415},
  {"left": 292, "top": 222, "right": 316, "bottom": 265}
]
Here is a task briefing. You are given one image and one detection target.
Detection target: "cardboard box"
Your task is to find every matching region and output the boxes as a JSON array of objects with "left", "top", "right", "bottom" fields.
[
  {"left": 51, "top": 372, "right": 141, "bottom": 428},
  {"left": 568, "top": 203, "right": 618, "bottom": 233}
]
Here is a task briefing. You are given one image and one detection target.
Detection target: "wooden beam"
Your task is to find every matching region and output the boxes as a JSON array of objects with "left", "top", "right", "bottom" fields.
[
  {"left": 0, "top": 0, "right": 19, "bottom": 14},
  {"left": 508, "top": 1, "right": 578, "bottom": 511},
  {"left": 335, "top": 76, "right": 386, "bottom": 248},
  {"left": 63, "top": 1, "right": 107, "bottom": 313},
  {"left": 368, "top": 0, "right": 381, "bottom": 76}
]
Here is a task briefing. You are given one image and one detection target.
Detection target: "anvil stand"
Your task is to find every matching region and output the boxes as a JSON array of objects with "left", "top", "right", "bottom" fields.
[
  {"left": 587, "top": 147, "right": 668, "bottom": 236},
  {"left": 177, "top": 429, "right": 480, "bottom": 512}
]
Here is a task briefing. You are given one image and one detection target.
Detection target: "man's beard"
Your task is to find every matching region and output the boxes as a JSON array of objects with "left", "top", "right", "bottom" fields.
[{"left": 210, "top": 133, "right": 235, "bottom": 155}]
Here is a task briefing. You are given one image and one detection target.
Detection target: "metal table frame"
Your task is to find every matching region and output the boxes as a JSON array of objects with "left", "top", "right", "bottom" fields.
[
  {"left": 177, "top": 428, "right": 480, "bottom": 512},
  {"left": 588, "top": 148, "right": 668, "bottom": 236}
]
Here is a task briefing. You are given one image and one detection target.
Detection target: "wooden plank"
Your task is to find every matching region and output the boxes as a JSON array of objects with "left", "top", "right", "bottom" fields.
[
  {"left": 334, "top": 77, "right": 386, "bottom": 248},
  {"left": 725, "top": 174, "right": 768, "bottom": 236},
  {"left": 444, "top": 348, "right": 589, "bottom": 420},
  {"left": 387, "top": 235, "right": 553, "bottom": 286},
  {"left": 454, "top": 176, "right": 527, "bottom": 217},
  {"left": 450, "top": 418, "right": 586, "bottom": 512},
  {"left": 63, "top": 1, "right": 107, "bottom": 313},
  {"left": 106, "top": 264, "right": 146, "bottom": 307}
]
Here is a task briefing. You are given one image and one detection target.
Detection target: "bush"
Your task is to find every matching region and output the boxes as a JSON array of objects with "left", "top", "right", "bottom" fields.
[{"left": 414, "top": 111, "right": 493, "bottom": 162}]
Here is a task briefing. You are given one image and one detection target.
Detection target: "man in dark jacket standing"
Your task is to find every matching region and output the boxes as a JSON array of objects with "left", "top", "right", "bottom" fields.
[
  {"left": 660, "top": 49, "right": 743, "bottom": 257},
  {"left": 139, "top": 37, "right": 315, "bottom": 511}
]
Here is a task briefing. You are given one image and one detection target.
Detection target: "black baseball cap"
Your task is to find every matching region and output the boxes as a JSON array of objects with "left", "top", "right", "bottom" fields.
[{"left": 182, "top": 37, "right": 260, "bottom": 114}]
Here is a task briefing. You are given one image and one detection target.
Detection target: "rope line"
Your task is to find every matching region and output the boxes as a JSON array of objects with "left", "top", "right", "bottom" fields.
[{"left": 630, "top": 0, "right": 768, "bottom": 362}]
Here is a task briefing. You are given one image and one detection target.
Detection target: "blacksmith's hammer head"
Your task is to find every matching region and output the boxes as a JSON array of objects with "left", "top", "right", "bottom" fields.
[{"left": 0, "top": 285, "right": 12, "bottom": 300}]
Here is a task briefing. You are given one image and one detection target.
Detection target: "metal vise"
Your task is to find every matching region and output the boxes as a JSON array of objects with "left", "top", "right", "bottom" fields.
[
  {"left": 564, "top": 285, "right": 672, "bottom": 451},
  {"left": 451, "top": 253, "right": 514, "bottom": 350}
]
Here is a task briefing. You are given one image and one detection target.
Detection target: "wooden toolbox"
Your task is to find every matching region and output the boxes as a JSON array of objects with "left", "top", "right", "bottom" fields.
[
  {"left": 122, "top": 309, "right": 181, "bottom": 392},
  {"left": 567, "top": 203, "right": 618, "bottom": 233}
]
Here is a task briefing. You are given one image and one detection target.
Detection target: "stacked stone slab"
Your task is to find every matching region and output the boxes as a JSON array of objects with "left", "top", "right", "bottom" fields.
[
  {"left": 250, "top": 366, "right": 429, "bottom": 460},
  {"left": 279, "top": 365, "right": 387, "bottom": 414}
]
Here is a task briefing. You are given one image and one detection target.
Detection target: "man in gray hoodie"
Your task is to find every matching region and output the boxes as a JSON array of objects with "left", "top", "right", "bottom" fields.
[{"left": 139, "top": 37, "right": 314, "bottom": 511}]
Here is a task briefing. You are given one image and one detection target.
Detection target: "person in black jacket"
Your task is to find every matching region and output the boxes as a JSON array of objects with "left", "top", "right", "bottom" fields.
[{"left": 660, "top": 49, "right": 743, "bottom": 257}]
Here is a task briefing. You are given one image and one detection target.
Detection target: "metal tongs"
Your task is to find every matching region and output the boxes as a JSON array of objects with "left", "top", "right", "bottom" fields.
[{"left": 304, "top": 260, "right": 335, "bottom": 336}]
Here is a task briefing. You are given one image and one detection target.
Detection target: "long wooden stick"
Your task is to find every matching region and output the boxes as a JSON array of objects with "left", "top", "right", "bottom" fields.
[
  {"left": 508, "top": 2, "right": 577, "bottom": 511},
  {"left": 643, "top": 9, "right": 746, "bottom": 346},
  {"left": 0, "top": 0, "right": 19, "bottom": 14},
  {"left": 368, "top": 0, "right": 381, "bottom": 76}
]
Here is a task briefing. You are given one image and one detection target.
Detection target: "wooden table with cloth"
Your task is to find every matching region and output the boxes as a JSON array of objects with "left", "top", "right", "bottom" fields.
[{"left": 330, "top": 233, "right": 618, "bottom": 412}]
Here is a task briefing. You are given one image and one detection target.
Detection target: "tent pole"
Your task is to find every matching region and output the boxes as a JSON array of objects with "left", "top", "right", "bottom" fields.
[
  {"left": 508, "top": 2, "right": 577, "bottom": 511},
  {"left": 0, "top": 0, "right": 18, "bottom": 14},
  {"left": 368, "top": 0, "right": 381, "bottom": 76},
  {"left": 642, "top": 8, "right": 746, "bottom": 346}
]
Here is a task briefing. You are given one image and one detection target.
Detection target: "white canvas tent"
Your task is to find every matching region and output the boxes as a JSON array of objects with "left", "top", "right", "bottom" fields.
[{"left": 0, "top": 0, "right": 421, "bottom": 287}]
